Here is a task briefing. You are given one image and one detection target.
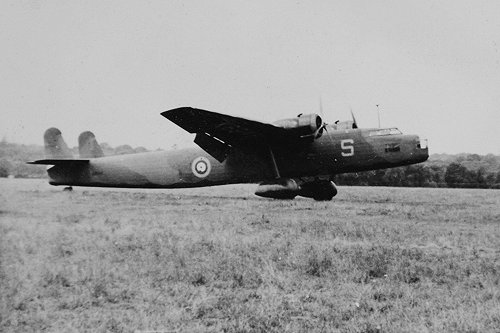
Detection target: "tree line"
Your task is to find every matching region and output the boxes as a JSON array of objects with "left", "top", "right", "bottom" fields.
[
  {"left": 335, "top": 154, "right": 500, "bottom": 189},
  {"left": 0, "top": 140, "right": 149, "bottom": 179},
  {"left": 1, "top": 140, "right": 499, "bottom": 189}
]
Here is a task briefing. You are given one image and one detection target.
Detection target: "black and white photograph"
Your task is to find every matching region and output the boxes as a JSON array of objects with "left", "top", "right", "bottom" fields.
[{"left": 1, "top": 1, "right": 499, "bottom": 332}]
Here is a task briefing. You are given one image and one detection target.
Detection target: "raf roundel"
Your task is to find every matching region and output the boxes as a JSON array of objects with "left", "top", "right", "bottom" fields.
[{"left": 191, "top": 157, "right": 211, "bottom": 178}]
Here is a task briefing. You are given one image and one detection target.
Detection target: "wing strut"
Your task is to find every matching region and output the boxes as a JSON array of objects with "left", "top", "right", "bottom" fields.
[{"left": 268, "top": 147, "right": 281, "bottom": 179}]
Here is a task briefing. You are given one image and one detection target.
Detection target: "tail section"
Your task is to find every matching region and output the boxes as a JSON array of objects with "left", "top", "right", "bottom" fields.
[
  {"left": 44, "top": 127, "right": 74, "bottom": 159},
  {"left": 78, "top": 131, "right": 104, "bottom": 158},
  {"left": 29, "top": 128, "right": 90, "bottom": 186}
]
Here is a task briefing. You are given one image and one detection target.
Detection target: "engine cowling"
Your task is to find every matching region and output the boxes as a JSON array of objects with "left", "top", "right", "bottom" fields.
[
  {"left": 273, "top": 113, "right": 324, "bottom": 140},
  {"left": 255, "top": 179, "right": 337, "bottom": 201}
]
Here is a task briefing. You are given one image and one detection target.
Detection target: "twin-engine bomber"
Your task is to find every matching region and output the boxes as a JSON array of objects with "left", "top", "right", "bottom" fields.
[{"left": 29, "top": 107, "right": 429, "bottom": 200}]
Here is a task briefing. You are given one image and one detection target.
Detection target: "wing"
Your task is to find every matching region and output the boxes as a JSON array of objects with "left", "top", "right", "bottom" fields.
[
  {"left": 27, "top": 159, "right": 89, "bottom": 166},
  {"left": 161, "top": 107, "right": 293, "bottom": 150}
]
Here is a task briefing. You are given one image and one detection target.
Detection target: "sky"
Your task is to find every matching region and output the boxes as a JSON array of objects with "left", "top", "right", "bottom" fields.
[{"left": 1, "top": 0, "right": 499, "bottom": 154}]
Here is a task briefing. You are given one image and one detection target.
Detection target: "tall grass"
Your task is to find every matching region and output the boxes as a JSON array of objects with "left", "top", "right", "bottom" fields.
[{"left": 1, "top": 179, "right": 499, "bottom": 332}]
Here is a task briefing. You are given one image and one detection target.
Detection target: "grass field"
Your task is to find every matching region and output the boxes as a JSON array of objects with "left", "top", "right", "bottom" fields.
[{"left": 1, "top": 179, "right": 499, "bottom": 332}]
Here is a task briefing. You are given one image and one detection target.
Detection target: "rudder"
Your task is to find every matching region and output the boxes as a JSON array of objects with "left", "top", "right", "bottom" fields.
[
  {"left": 44, "top": 128, "right": 73, "bottom": 159},
  {"left": 78, "top": 131, "right": 104, "bottom": 158}
]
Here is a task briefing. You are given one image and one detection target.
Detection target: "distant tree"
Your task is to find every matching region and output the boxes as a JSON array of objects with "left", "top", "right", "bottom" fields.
[
  {"left": 445, "top": 163, "right": 466, "bottom": 187},
  {"left": 369, "top": 169, "right": 386, "bottom": 186},
  {"left": 404, "top": 165, "right": 430, "bottom": 187},
  {"left": 467, "top": 154, "right": 481, "bottom": 162},
  {"left": 0, "top": 158, "right": 12, "bottom": 177},
  {"left": 475, "top": 167, "right": 487, "bottom": 188},
  {"left": 483, "top": 154, "right": 499, "bottom": 172},
  {"left": 336, "top": 172, "right": 369, "bottom": 186},
  {"left": 134, "top": 146, "right": 148, "bottom": 154},
  {"left": 428, "top": 165, "right": 446, "bottom": 187},
  {"left": 485, "top": 172, "right": 497, "bottom": 189},
  {"left": 115, "top": 145, "right": 134, "bottom": 155},
  {"left": 382, "top": 168, "right": 405, "bottom": 187},
  {"left": 445, "top": 162, "right": 478, "bottom": 188},
  {"left": 98, "top": 142, "right": 115, "bottom": 156},
  {"left": 13, "top": 162, "right": 45, "bottom": 178}
]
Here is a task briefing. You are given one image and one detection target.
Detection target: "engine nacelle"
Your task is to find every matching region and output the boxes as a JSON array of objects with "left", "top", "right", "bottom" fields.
[
  {"left": 255, "top": 179, "right": 299, "bottom": 199},
  {"left": 273, "top": 113, "right": 324, "bottom": 140},
  {"left": 255, "top": 179, "right": 337, "bottom": 201}
]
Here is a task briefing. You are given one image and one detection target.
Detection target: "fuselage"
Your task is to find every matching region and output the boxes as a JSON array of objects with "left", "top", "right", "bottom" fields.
[{"left": 47, "top": 127, "right": 428, "bottom": 188}]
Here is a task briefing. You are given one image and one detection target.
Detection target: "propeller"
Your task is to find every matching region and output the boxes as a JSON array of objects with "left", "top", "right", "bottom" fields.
[
  {"left": 350, "top": 107, "right": 358, "bottom": 129},
  {"left": 318, "top": 96, "right": 329, "bottom": 134},
  {"left": 319, "top": 97, "right": 338, "bottom": 169}
]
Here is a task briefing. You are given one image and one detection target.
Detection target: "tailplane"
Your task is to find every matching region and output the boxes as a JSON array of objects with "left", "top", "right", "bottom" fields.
[
  {"left": 28, "top": 128, "right": 89, "bottom": 185},
  {"left": 44, "top": 127, "right": 73, "bottom": 159},
  {"left": 78, "top": 131, "right": 104, "bottom": 158}
]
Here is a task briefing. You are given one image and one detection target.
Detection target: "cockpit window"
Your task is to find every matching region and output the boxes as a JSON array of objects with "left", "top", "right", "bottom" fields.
[
  {"left": 417, "top": 138, "right": 428, "bottom": 149},
  {"left": 369, "top": 128, "right": 402, "bottom": 136}
]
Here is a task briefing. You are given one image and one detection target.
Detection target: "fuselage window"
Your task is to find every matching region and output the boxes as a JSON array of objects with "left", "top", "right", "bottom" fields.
[{"left": 385, "top": 143, "right": 400, "bottom": 153}]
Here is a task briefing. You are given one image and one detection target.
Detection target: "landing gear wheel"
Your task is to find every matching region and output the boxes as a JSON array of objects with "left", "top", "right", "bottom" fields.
[{"left": 313, "top": 195, "right": 333, "bottom": 201}]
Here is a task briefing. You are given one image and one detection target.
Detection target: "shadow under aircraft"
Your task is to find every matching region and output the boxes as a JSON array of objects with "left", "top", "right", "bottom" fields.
[{"left": 29, "top": 107, "right": 428, "bottom": 200}]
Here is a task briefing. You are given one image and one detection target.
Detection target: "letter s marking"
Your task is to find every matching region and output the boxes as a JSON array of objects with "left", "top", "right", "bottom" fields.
[{"left": 341, "top": 139, "right": 354, "bottom": 157}]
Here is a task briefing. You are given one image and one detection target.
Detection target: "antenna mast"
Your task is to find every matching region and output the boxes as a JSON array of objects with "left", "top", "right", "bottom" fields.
[{"left": 376, "top": 104, "right": 381, "bottom": 128}]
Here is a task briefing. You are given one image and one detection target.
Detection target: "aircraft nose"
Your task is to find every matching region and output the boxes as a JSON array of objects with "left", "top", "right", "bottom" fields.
[{"left": 413, "top": 136, "right": 429, "bottom": 162}]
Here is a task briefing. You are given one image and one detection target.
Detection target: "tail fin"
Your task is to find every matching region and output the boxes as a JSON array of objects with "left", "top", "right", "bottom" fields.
[
  {"left": 44, "top": 128, "right": 73, "bottom": 159},
  {"left": 78, "top": 131, "right": 104, "bottom": 158}
]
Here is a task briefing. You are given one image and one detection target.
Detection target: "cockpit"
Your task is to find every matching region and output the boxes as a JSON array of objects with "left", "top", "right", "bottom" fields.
[{"left": 368, "top": 128, "right": 402, "bottom": 136}]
